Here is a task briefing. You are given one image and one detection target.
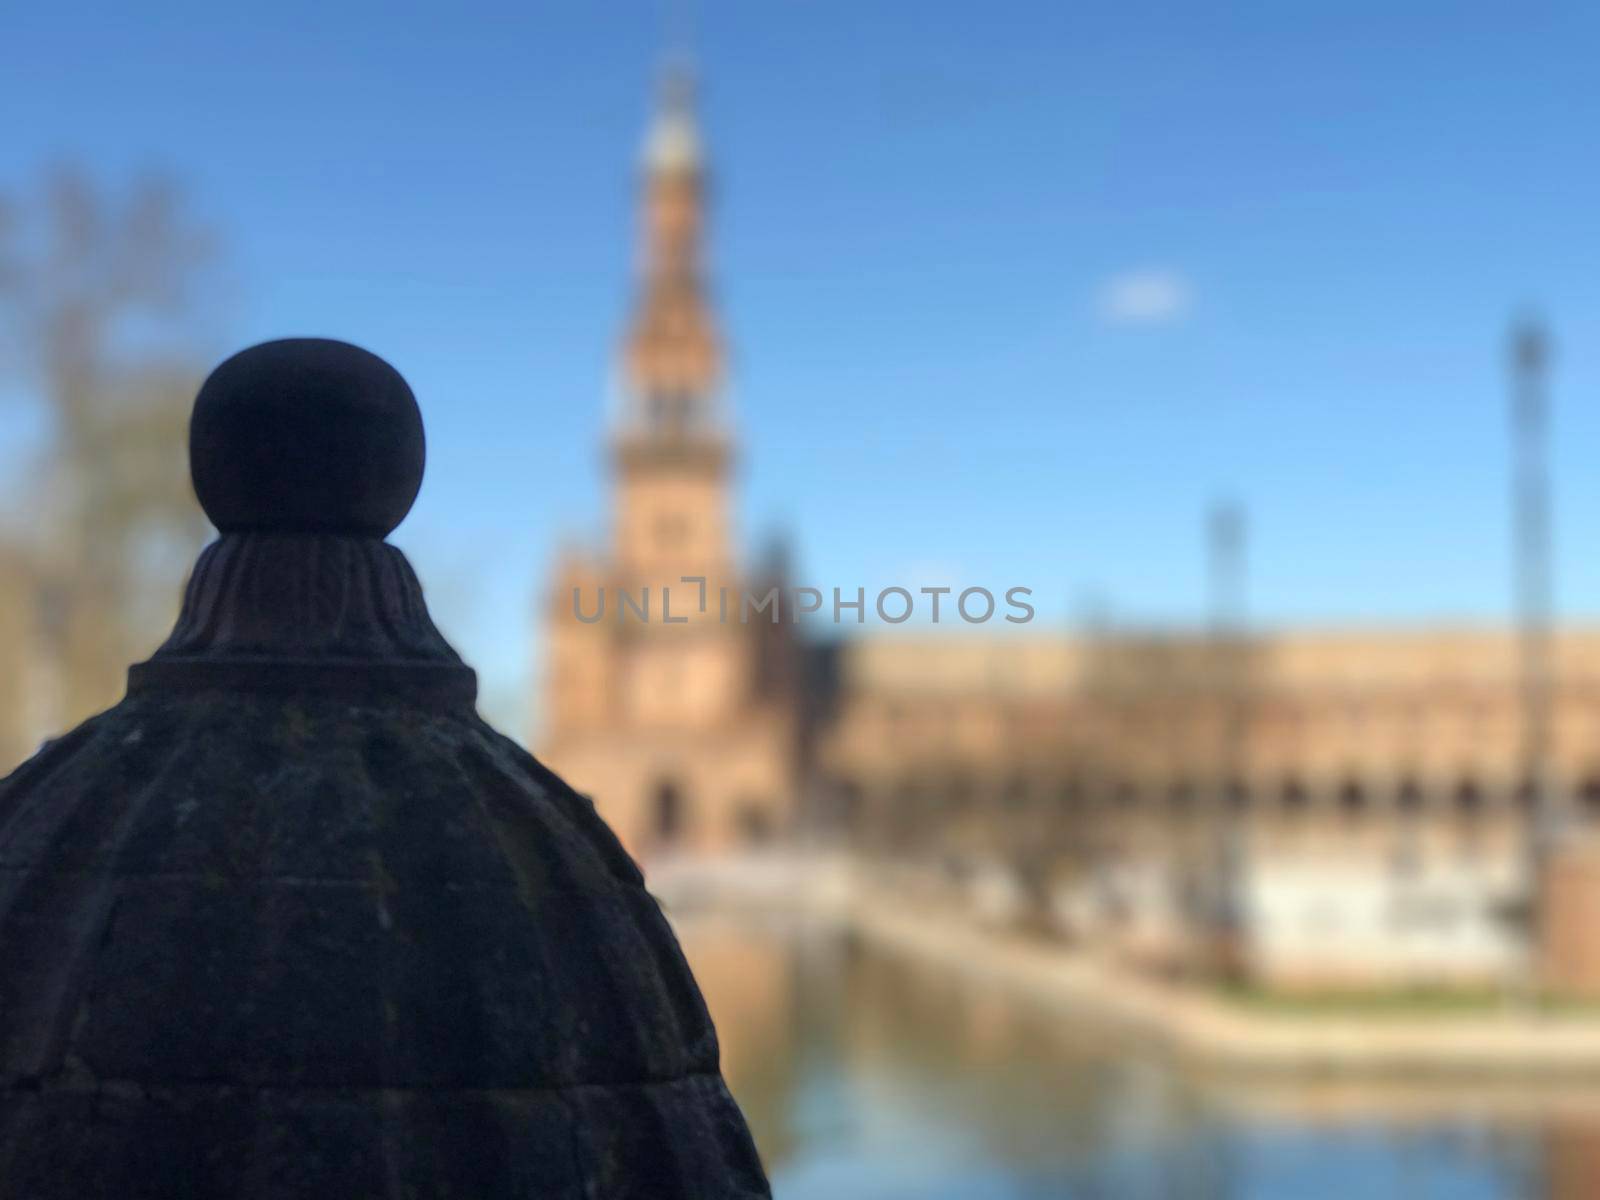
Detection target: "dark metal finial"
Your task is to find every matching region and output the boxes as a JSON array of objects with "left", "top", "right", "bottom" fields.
[
  {"left": 130, "top": 338, "right": 470, "bottom": 703},
  {"left": 190, "top": 338, "right": 425, "bottom": 538}
]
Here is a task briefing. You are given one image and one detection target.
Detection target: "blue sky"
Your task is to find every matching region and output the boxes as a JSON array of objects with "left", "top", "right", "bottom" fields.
[{"left": 4, "top": 2, "right": 1600, "bottom": 730}]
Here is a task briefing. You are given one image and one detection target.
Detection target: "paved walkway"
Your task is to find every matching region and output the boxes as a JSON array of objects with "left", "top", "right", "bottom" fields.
[
  {"left": 851, "top": 900, "right": 1600, "bottom": 1079},
  {"left": 655, "top": 850, "right": 1600, "bottom": 1080}
]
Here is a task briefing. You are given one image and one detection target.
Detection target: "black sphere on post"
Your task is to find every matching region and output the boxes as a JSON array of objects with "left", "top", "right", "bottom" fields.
[{"left": 190, "top": 338, "right": 425, "bottom": 538}]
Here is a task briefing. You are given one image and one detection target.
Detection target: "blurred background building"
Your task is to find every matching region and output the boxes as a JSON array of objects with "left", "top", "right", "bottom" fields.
[{"left": 539, "top": 64, "right": 1600, "bottom": 1000}]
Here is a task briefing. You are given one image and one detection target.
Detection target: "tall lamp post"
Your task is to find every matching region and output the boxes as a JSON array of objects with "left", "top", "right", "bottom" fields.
[
  {"left": 1207, "top": 500, "right": 1247, "bottom": 970},
  {"left": 1511, "top": 316, "right": 1554, "bottom": 923}
]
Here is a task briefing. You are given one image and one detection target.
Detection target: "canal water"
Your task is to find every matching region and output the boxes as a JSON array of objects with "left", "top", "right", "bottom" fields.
[{"left": 677, "top": 913, "right": 1592, "bottom": 1200}]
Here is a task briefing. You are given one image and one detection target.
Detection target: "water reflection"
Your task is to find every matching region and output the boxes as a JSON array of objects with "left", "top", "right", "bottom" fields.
[{"left": 677, "top": 913, "right": 1583, "bottom": 1199}]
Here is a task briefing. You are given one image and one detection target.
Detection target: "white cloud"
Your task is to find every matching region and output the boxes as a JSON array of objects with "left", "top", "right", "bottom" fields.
[{"left": 1096, "top": 269, "right": 1193, "bottom": 326}]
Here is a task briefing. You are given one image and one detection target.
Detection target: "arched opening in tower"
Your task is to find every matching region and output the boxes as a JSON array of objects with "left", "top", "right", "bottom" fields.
[
  {"left": 1579, "top": 776, "right": 1600, "bottom": 819},
  {"left": 653, "top": 778, "right": 685, "bottom": 844},
  {"left": 736, "top": 799, "right": 772, "bottom": 845}
]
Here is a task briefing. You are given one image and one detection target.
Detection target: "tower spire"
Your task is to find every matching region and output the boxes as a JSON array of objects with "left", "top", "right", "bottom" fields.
[
  {"left": 644, "top": 62, "right": 701, "bottom": 176},
  {"left": 621, "top": 61, "right": 722, "bottom": 436}
]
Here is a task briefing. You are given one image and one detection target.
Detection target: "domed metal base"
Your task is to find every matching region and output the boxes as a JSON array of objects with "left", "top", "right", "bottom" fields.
[{"left": 0, "top": 691, "right": 769, "bottom": 1198}]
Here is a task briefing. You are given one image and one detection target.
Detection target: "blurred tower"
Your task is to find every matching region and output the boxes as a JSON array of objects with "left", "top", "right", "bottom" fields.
[
  {"left": 539, "top": 65, "right": 800, "bottom": 860},
  {"left": 615, "top": 65, "right": 731, "bottom": 579}
]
